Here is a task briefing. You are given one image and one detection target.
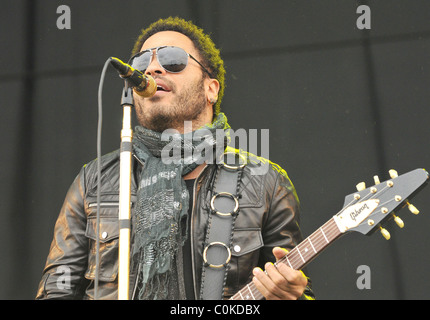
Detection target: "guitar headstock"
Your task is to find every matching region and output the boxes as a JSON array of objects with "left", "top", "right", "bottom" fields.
[{"left": 333, "top": 168, "right": 429, "bottom": 239}]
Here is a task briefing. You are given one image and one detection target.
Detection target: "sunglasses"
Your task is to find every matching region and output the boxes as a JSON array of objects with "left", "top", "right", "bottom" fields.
[{"left": 128, "top": 46, "right": 213, "bottom": 77}]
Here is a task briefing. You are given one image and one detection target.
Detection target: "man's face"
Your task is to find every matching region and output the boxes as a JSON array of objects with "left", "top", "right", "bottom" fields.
[{"left": 133, "top": 31, "right": 217, "bottom": 133}]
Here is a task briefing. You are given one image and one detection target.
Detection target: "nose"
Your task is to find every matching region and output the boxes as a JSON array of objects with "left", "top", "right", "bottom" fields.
[{"left": 144, "top": 50, "right": 165, "bottom": 76}]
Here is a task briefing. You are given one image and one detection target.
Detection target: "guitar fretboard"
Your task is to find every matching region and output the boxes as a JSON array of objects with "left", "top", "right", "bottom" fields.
[{"left": 230, "top": 217, "right": 342, "bottom": 300}]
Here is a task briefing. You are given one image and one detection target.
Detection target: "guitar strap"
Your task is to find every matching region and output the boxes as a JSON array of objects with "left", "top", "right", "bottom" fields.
[{"left": 200, "top": 152, "right": 246, "bottom": 300}]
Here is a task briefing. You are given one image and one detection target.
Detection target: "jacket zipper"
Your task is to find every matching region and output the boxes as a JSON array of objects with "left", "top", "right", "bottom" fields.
[{"left": 88, "top": 202, "right": 119, "bottom": 208}]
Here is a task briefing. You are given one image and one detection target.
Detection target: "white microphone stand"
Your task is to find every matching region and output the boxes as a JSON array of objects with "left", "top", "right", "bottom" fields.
[{"left": 118, "top": 84, "right": 134, "bottom": 300}]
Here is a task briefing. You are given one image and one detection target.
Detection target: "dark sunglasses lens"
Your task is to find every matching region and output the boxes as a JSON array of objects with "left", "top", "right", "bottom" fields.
[
  {"left": 158, "top": 47, "right": 188, "bottom": 73},
  {"left": 130, "top": 51, "right": 151, "bottom": 72}
]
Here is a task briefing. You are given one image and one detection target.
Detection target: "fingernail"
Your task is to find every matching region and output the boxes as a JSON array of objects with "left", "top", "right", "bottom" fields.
[{"left": 253, "top": 267, "right": 262, "bottom": 275}]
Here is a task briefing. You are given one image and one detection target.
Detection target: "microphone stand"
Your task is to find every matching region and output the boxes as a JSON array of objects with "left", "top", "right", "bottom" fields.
[{"left": 118, "top": 83, "right": 134, "bottom": 300}]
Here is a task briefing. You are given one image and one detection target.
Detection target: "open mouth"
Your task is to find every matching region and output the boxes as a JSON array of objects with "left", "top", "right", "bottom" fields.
[{"left": 156, "top": 83, "right": 171, "bottom": 93}]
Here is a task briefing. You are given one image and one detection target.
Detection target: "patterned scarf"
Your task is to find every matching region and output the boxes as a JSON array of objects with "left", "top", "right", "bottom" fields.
[{"left": 131, "top": 113, "right": 230, "bottom": 299}]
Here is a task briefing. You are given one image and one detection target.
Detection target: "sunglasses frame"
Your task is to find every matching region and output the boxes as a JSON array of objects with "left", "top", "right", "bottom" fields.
[{"left": 128, "top": 46, "right": 213, "bottom": 78}]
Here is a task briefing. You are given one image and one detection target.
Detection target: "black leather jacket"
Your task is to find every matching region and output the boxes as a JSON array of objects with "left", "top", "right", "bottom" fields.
[{"left": 36, "top": 149, "right": 314, "bottom": 300}]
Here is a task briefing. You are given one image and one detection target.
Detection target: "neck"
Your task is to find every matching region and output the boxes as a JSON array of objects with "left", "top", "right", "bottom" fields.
[
  {"left": 183, "top": 163, "right": 206, "bottom": 180},
  {"left": 178, "top": 108, "right": 214, "bottom": 134}
]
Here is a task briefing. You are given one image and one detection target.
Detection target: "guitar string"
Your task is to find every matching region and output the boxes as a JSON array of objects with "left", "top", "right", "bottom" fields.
[
  {"left": 281, "top": 182, "right": 399, "bottom": 270},
  {"left": 277, "top": 219, "right": 340, "bottom": 269},
  {"left": 233, "top": 181, "right": 399, "bottom": 300},
  {"left": 276, "top": 186, "right": 374, "bottom": 270},
  {"left": 231, "top": 214, "right": 343, "bottom": 299},
  {"left": 277, "top": 184, "right": 389, "bottom": 269},
  {"left": 331, "top": 182, "right": 391, "bottom": 219},
  {"left": 276, "top": 216, "right": 341, "bottom": 268},
  {"left": 235, "top": 222, "right": 343, "bottom": 299}
]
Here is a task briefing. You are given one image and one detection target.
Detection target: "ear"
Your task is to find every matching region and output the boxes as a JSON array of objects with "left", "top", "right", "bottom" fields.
[{"left": 205, "top": 77, "right": 220, "bottom": 105}]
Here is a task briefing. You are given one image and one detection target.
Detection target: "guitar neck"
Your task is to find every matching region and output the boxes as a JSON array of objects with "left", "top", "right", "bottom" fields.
[{"left": 230, "top": 217, "right": 343, "bottom": 300}]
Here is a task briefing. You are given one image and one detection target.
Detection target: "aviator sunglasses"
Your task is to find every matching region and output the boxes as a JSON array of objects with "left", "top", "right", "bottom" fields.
[{"left": 128, "top": 46, "right": 213, "bottom": 77}]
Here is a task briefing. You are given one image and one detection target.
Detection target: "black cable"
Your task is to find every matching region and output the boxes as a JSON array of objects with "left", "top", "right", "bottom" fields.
[{"left": 95, "top": 58, "right": 112, "bottom": 299}]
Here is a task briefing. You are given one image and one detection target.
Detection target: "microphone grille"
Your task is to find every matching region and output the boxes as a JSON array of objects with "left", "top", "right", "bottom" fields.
[{"left": 135, "top": 75, "right": 156, "bottom": 97}]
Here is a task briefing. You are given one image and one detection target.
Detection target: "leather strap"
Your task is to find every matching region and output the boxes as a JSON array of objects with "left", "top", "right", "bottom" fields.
[{"left": 200, "top": 153, "right": 245, "bottom": 300}]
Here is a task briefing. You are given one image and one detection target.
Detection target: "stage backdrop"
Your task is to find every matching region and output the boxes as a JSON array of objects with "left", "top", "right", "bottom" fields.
[{"left": 1, "top": 0, "right": 429, "bottom": 299}]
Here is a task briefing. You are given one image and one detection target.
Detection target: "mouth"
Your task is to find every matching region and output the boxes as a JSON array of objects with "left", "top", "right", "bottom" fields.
[{"left": 155, "top": 82, "right": 171, "bottom": 94}]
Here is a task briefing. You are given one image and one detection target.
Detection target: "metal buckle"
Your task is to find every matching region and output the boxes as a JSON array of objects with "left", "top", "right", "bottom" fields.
[
  {"left": 220, "top": 151, "right": 247, "bottom": 170},
  {"left": 203, "top": 242, "right": 232, "bottom": 269},
  {"left": 210, "top": 192, "right": 239, "bottom": 216}
]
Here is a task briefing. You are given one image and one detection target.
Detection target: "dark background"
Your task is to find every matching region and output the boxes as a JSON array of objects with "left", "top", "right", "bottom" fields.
[{"left": 1, "top": 0, "right": 429, "bottom": 300}]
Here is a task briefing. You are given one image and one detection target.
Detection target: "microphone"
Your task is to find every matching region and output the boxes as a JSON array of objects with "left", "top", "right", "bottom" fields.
[{"left": 110, "top": 57, "right": 157, "bottom": 97}]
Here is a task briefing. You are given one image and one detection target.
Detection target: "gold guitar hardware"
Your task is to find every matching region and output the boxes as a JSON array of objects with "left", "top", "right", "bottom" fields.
[
  {"left": 393, "top": 215, "right": 404, "bottom": 228},
  {"left": 380, "top": 227, "right": 391, "bottom": 240}
]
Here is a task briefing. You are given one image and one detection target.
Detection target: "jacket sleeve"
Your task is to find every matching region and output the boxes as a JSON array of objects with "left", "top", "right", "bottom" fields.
[
  {"left": 35, "top": 166, "right": 89, "bottom": 299},
  {"left": 260, "top": 166, "right": 315, "bottom": 300}
]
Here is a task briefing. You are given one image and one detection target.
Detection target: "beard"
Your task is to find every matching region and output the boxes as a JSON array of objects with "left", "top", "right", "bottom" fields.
[{"left": 135, "top": 75, "right": 207, "bottom": 133}]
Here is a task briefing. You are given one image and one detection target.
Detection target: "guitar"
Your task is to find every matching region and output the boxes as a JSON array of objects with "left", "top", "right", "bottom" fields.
[{"left": 230, "top": 168, "right": 429, "bottom": 300}]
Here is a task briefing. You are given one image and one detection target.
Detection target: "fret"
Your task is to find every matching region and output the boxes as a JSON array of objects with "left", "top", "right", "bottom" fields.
[
  {"left": 286, "top": 256, "right": 293, "bottom": 269},
  {"left": 295, "top": 246, "right": 305, "bottom": 263},
  {"left": 230, "top": 217, "right": 343, "bottom": 300},
  {"left": 279, "top": 218, "right": 342, "bottom": 271},
  {"left": 296, "top": 239, "right": 315, "bottom": 262},
  {"left": 243, "top": 285, "right": 252, "bottom": 300},
  {"left": 308, "top": 237, "right": 317, "bottom": 253},
  {"left": 320, "top": 227, "right": 329, "bottom": 243},
  {"left": 235, "top": 283, "right": 257, "bottom": 300},
  {"left": 308, "top": 231, "right": 320, "bottom": 250},
  {"left": 287, "top": 248, "right": 301, "bottom": 269},
  {"left": 247, "top": 284, "right": 256, "bottom": 300},
  {"left": 233, "top": 282, "right": 264, "bottom": 300}
]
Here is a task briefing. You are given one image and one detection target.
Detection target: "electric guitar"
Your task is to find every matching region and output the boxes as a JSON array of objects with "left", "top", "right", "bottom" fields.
[{"left": 230, "top": 168, "right": 429, "bottom": 300}]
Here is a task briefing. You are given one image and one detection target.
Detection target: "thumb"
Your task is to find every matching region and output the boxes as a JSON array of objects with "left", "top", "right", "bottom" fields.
[{"left": 272, "top": 247, "right": 289, "bottom": 261}]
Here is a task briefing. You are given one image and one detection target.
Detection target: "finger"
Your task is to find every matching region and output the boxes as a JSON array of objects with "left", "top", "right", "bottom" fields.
[
  {"left": 272, "top": 247, "right": 308, "bottom": 286},
  {"left": 252, "top": 267, "right": 282, "bottom": 300},
  {"left": 264, "top": 262, "right": 290, "bottom": 290},
  {"left": 276, "top": 263, "right": 308, "bottom": 286},
  {"left": 254, "top": 264, "right": 300, "bottom": 300}
]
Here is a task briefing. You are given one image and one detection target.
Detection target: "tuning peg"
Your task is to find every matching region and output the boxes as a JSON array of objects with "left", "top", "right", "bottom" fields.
[
  {"left": 373, "top": 175, "right": 380, "bottom": 185},
  {"left": 393, "top": 215, "right": 404, "bottom": 228},
  {"left": 389, "top": 169, "right": 398, "bottom": 179},
  {"left": 380, "top": 227, "right": 391, "bottom": 240},
  {"left": 356, "top": 182, "right": 366, "bottom": 191},
  {"left": 406, "top": 201, "right": 419, "bottom": 215}
]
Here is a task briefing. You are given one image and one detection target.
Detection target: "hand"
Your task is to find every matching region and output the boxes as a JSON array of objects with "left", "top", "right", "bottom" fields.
[{"left": 252, "top": 247, "right": 308, "bottom": 300}]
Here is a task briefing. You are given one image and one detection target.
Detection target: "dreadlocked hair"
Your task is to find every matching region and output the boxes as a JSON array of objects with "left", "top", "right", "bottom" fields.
[{"left": 131, "top": 17, "right": 225, "bottom": 116}]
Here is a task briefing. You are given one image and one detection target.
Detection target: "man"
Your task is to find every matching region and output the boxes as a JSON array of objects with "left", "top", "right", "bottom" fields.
[{"left": 36, "top": 17, "right": 314, "bottom": 300}]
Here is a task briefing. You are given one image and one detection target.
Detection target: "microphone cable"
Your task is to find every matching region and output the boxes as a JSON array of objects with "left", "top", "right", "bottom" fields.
[{"left": 94, "top": 58, "right": 112, "bottom": 299}]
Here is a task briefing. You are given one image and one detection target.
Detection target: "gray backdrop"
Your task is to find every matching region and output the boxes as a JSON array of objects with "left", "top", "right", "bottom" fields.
[{"left": 1, "top": 0, "right": 429, "bottom": 299}]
